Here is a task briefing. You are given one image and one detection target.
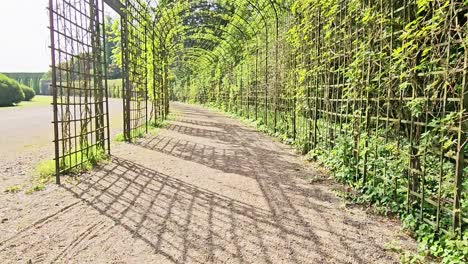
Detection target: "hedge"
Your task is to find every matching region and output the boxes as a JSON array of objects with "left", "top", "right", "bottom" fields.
[
  {"left": 0, "top": 73, "right": 24, "bottom": 106},
  {"left": 21, "top": 85, "right": 36, "bottom": 101}
]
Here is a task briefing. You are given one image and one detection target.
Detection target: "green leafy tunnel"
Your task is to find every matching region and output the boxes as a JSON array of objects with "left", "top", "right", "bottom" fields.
[{"left": 51, "top": 0, "right": 467, "bottom": 261}]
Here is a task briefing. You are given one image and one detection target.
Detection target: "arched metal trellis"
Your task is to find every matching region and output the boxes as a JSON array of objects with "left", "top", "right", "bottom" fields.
[
  {"left": 48, "top": 0, "right": 164, "bottom": 183},
  {"left": 49, "top": 0, "right": 466, "bottom": 243}
]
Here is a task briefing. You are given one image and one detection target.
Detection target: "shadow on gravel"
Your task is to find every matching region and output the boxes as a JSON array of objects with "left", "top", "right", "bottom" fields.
[
  {"left": 61, "top": 104, "right": 398, "bottom": 263},
  {"left": 66, "top": 157, "right": 377, "bottom": 263}
]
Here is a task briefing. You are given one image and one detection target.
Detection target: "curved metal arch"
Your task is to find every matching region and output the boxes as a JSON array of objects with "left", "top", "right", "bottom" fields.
[
  {"left": 176, "top": 1, "right": 258, "bottom": 37},
  {"left": 179, "top": 8, "right": 253, "bottom": 41},
  {"left": 183, "top": 47, "right": 219, "bottom": 63},
  {"left": 183, "top": 49, "right": 217, "bottom": 63},
  {"left": 151, "top": 0, "right": 247, "bottom": 52},
  {"left": 151, "top": 0, "right": 271, "bottom": 49},
  {"left": 153, "top": 3, "right": 185, "bottom": 47},
  {"left": 147, "top": 0, "right": 285, "bottom": 84},
  {"left": 154, "top": 23, "right": 244, "bottom": 69},
  {"left": 178, "top": 0, "right": 269, "bottom": 67},
  {"left": 181, "top": 53, "right": 214, "bottom": 69},
  {"left": 164, "top": 38, "right": 227, "bottom": 72},
  {"left": 179, "top": 34, "right": 227, "bottom": 61},
  {"left": 150, "top": 0, "right": 280, "bottom": 40},
  {"left": 184, "top": 26, "right": 244, "bottom": 54},
  {"left": 186, "top": 35, "right": 232, "bottom": 61},
  {"left": 150, "top": 0, "right": 191, "bottom": 51}
]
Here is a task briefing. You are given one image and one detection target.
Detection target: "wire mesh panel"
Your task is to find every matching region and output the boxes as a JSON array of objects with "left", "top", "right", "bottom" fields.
[
  {"left": 122, "top": 0, "right": 149, "bottom": 141},
  {"left": 170, "top": 0, "right": 466, "bottom": 238},
  {"left": 279, "top": 0, "right": 467, "bottom": 236},
  {"left": 289, "top": 0, "right": 467, "bottom": 236},
  {"left": 49, "top": 0, "right": 110, "bottom": 183},
  {"left": 47, "top": 0, "right": 466, "bottom": 241}
]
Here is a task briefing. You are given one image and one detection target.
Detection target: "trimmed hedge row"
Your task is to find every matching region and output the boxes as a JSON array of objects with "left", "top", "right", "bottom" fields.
[
  {"left": 21, "top": 85, "right": 35, "bottom": 101},
  {"left": 0, "top": 73, "right": 35, "bottom": 106}
]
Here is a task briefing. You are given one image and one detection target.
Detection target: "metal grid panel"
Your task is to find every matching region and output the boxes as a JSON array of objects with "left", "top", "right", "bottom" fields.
[
  {"left": 49, "top": 0, "right": 110, "bottom": 184},
  {"left": 288, "top": 0, "right": 467, "bottom": 235},
  {"left": 307, "top": 0, "right": 467, "bottom": 236},
  {"left": 48, "top": 0, "right": 466, "bottom": 237},
  {"left": 122, "top": 0, "right": 149, "bottom": 141},
  {"left": 180, "top": 0, "right": 466, "bottom": 236}
]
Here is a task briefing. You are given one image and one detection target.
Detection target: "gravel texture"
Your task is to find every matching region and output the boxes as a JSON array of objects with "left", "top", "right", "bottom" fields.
[
  {"left": 0, "top": 97, "right": 123, "bottom": 190},
  {"left": 0, "top": 102, "right": 416, "bottom": 263}
]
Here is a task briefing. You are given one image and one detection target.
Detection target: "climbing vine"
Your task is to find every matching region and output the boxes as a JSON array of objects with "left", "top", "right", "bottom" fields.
[
  {"left": 56, "top": 0, "right": 465, "bottom": 261},
  {"left": 161, "top": 0, "right": 468, "bottom": 262}
]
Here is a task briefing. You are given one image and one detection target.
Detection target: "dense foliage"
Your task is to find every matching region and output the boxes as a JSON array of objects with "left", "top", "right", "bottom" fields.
[
  {"left": 21, "top": 84, "right": 35, "bottom": 101},
  {"left": 3, "top": 72, "right": 43, "bottom": 94},
  {"left": 0, "top": 73, "right": 25, "bottom": 106},
  {"left": 105, "top": 16, "right": 123, "bottom": 79}
]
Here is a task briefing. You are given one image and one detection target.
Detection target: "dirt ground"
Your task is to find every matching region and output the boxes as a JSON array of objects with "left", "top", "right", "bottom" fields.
[
  {"left": 0, "top": 102, "right": 416, "bottom": 263},
  {"left": 0, "top": 96, "right": 123, "bottom": 190}
]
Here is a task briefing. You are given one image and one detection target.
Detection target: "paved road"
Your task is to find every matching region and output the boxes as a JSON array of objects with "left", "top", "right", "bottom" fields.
[{"left": 0, "top": 96, "right": 124, "bottom": 188}]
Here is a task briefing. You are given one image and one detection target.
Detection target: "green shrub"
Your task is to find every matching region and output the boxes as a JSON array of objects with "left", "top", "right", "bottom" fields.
[
  {"left": 0, "top": 73, "right": 25, "bottom": 106},
  {"left": 21, "top": 85, "right": 35, "bottom": 101}
]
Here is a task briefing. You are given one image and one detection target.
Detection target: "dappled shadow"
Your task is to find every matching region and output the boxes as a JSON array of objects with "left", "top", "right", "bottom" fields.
[
  {"left": 137, "top": 104, "right": 341, "bottom": 215},
  {"left": 53, "top": 102, "right": 393, "bottom": 263},
  {"left": 65, "top": 156, "right": 392, "bottom": 263},
  {"left": 137, "top": 105, "right": 303, "bottom": 182}
]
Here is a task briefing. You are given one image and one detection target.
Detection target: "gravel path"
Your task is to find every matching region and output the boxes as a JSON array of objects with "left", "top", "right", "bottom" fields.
[
  {"left": 0, "top": 97, "right": 123, "bottom": 190},
  {"left": 0, "top": 102, "right": 415, "bottom": 263}
]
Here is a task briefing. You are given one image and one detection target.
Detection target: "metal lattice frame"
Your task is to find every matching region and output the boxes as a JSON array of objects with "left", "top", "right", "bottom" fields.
[
  {"left": 49, "top": 0, "right": 167, "bottom": 181},
  {"left": 49, "top": 0, "right": 466, "bottom": 238},
  {"left": 286, "top": 0, "right": 467, "bottom": 236},
  {"left": 163, "top": 0, "right": 467, "bottom": 237},
  {"left": 49, "top": 0, "right": 110, "bottom": 184},
  {"left": 122, "top": 0, "right": 150, "bottom": 141}
]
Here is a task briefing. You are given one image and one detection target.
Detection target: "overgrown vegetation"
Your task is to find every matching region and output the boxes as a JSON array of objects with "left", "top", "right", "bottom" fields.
[
  {"left": 4, "top": 185, "right": 21, "bottom": 193},
  {"left": 34, "top": 146, "right": 107, "bottom": 186},
  {"left": 25, "top": 183, "right": 46, "bottom": 194},
  {"left": 3, "top": 146, "right": 107, "bottom": 195},
  {"left": 35, "top": 160, "right": 56, "bottom": 182},
  {"left": 108, "top": 78, "right": 122, "bottom": 98},
  {"left": 58, "top": 145, "right": 108, "bottom": 174},
  {"left": 114, "top": 133, "right": 126, "bottom": 142}
]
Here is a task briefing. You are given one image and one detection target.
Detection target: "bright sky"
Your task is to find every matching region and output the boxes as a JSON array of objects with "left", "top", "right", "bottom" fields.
[{"left": 0, "top": 0, "right": 50, "bottom": 72}]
